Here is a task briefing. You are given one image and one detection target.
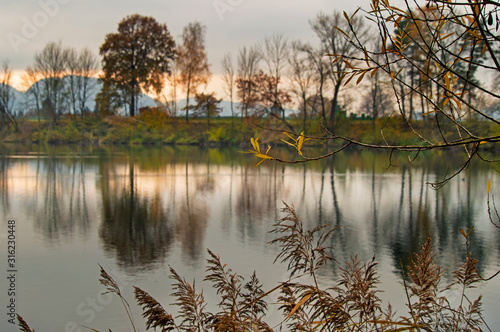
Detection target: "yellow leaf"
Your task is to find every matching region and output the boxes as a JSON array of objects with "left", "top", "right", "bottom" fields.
[
  {"left": 467, "top": 226, "right": 474, "bottom": 236},
  {"left": 356, "top": 71, "right": 367, "bottom": 84},
  {"left": 255, "top": 153, "right": 273, "bottom": 160},
  {"left": 443, "top": 98, "right": 449, "bottom": 107},
  {"left": 335, "top": 27, "right": 351, "bottom": 40},
  {"left": 422, "top": 110, "right": 437, "bottom": 116},
  {"left": 286, "top": 293, "right": 312, "bottom": 320},
  {"left": 283, "top": 131, "right": 296, "bottom": 142},
  {"left": 344, "top": 59, "right": 353, "bottom": 69},
  {"left": 343, "top": 11, "right": 350, "bottom": 24},
  {"left": 460, "top": 228, "right": 466, "bottom": 238},
  {"left": 370, "top": 67, "right": 379, "bottom": 78},
  {"left": 255, "top": 159, "right": 265, "bottom": 167},
  {"left": 297, "top": 132, "right": 305, "bottom": 152},
  {"left": 488, "top": 179, "right": 491, "bottom": 193},
  {"left": 281, "top": 139, "right": 297, "bottom": 148},
  {"left": 250, "top": 137, "right": 260, "bottom": 153},
  {"left": 440, "top": 32, "right": 454, "bottom": 40},
  {"left": 343, "top": 73, "right": 356, "bottom": 86},
  {"left": 481, "top": 43, "right": 487, "bottom": 56},
  {"left": 450, "top": 97, "right": 461, "bottom": 110},
  {"left": 444, "top": 73, "right": 451, "bottom": 90}
]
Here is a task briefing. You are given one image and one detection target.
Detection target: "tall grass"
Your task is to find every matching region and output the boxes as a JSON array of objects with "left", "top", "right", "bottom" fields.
[{"left": 18, "top": 202, "right": 491, "bottom": 331}]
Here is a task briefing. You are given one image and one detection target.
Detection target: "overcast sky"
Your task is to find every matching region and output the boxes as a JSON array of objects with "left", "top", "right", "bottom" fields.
[{"left": 1, "top": 0, "right": 366, "bottom": 93}]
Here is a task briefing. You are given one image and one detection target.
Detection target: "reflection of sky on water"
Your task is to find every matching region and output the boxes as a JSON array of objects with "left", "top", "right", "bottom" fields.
[{"left": 0, "top": 145, "right": 499, "bottom": 331}]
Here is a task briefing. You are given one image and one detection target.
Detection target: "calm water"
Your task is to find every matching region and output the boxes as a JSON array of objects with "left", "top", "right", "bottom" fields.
[{"left": 1, "top": 144, "right": 499, "bottom": 331}]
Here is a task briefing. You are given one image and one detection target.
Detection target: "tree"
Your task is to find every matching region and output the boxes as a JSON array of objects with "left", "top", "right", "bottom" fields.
[
  {"left": 221, "top": 52, "right": 236, "bottom": 119},
  {"left": 288, "top": 41, "right": 316, "bottom": 131},
  {"left": 66, "top": 47, "right": 98, "bottom": 116},
  {"left": 177, "top": 21, "right": 211, "bottom": 122},
  {"left": 250, "top": 1, "right": 500, "bottom": 188},
  {"left": 22, "top": 66, "right": 43, "bottom": 123},
  {"left": 236, "top": 45, "right": 261, "bottom": 118},
  {"left": 310, "top": 11, "right": 370, "bottom": 129},
  {"left": 32, "top": 40, "right": 69, "bottom": 122},
  {"left": 262, "top": 34, "right": 289, "bottom": 124},
  {"left": 189, "top": 92, "right": 222, "bottom": 128},
  {"left": 99, "top": 14, "right": 176, "bottom": 117},
  {"left": 299, "top": 43, "right": 331, "bottom": 124},
  {"left": 252, "top": 70, "right": 293, "bottom": 131},
  {"left": 165, "top": 59, "right": 181, "bottom": 116},
  {"left": 0, "top": 60, "right": 19, "bottom": 132}
]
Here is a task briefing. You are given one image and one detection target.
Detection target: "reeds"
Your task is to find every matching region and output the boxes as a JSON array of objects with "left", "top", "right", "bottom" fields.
[{"left": 17, "top": 202, "right": 493, "bottom": 331}]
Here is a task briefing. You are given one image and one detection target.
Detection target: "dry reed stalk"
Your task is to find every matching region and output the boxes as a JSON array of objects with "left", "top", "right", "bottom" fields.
[
  {"left": 17, "top": 315, "right": 35, "bottom": 332},
  {"left": 134, "top": 286, "right": 175, "bottom": 332}
]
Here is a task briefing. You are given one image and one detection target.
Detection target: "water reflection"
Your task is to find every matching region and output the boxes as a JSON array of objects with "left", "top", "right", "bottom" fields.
[{"left": 1, "top": 144, "right": 499, "bottom": 280}]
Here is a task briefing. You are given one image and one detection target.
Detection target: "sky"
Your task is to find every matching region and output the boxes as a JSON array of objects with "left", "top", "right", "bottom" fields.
[{"left": 1, "top": 0, "right": 366, "bottom": 96}]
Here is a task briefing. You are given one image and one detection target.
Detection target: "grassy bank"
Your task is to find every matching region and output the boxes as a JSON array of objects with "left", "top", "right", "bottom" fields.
[{"left": 2, "top": 113, "right": 498, "bottom": 149}]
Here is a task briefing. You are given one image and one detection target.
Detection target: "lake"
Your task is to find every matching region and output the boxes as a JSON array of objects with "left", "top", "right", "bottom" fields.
[{"left": 1, "top": 144, "right": 499, "bottom": 331}]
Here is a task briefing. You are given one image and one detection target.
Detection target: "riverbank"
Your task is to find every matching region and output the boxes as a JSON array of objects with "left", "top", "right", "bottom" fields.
[{"left": 1, "top": 114, "right": 498, "bottom": 150}]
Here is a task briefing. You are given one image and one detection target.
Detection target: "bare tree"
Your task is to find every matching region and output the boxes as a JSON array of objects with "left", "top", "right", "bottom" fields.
[
  {"left": 262, "top": 34, "right": 289, "bottom": 123},
  {"left": 236, "top": 45, "right": 261, "bottom": 118},
  {"left": 165, "top": 59, "right": 181, "bottom": 116},
  {"left": 299, "top": 43, "right": 331, "bottom": 123},
  {"left": 32, "top": 40, "right": 69, "bottom": 122},
  {"left": 0, "top": 61, "right": 19, "bottom": 131},
  {"left": 22, "top": 66, "right": 43, "bottom": 123},
  {"left": 221, "top": 52, "right": 236, "bottom": 119},
  {"left": 288, "top": 41, "right": 315, "bottom": 131},
  {"left": 75, "top": 47, "right": 98, "bottom": 115},
  {"left": 177, "top": 21, "right": 211, "bottom": 122},
  {"left": 310, "top": 11, "right": 370, "bottom": 129}
]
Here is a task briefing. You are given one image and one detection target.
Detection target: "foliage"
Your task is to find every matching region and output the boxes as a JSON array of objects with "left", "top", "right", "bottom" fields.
[
  {"left": 187, "top": 92, "right": 222, "bottom": 128},
  {"left": 99, "top": 14, "right": 176, "bottom": 117}
]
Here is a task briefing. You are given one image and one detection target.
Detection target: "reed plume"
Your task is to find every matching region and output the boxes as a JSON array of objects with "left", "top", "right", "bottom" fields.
[
  {"left": 17, "top": 315, "right": 35, "bottom": 332},
  {"left": 134, "top": 286, "right": 175, "bottom": 332},
  {"left": 169, "top": 266, "right": 209, "bottom": 331}
]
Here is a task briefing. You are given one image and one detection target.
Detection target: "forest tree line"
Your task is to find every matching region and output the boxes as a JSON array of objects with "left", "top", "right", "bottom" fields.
[{"left": 1, "top": 4, "right": 499, "bottom": 141}]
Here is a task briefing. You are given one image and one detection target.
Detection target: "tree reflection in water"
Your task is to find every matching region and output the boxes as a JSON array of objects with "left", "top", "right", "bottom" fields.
[{"left": 0, "top": 145, "right": 498, "bottom": 284}]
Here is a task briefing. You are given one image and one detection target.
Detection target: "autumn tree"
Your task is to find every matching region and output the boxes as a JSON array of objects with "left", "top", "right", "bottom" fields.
[
  {"left": 189, "top": 92, "right": 222, "bottom": 128},
  {"left": 253, "top": 70, "right": 293, "bottom": 131},
  {"left": 177, "top": 21, "right": 211, "bottom": 122},
  {"left": 99, "top": 14, "right": 176, "bottom": 117}
]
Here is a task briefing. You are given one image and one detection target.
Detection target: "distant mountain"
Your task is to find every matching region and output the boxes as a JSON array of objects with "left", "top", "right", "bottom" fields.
[
  {"left": 3, "top": 76, "right": 297, "bottom": 117},
  {"left": 6, "top": 77, "right": 157, "bottom": 115}
]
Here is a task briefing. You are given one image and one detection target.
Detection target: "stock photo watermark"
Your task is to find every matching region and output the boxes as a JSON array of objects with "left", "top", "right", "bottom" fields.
[
  {"left": 213, "top": 0, "right": 245, "bottom": 21},
  {"left": 7, "top": 0, "right": 72, "bottom": 53},
  {"left": 5, "top": 220, "right": 17, "bottom": 325},
  {"left": 65, "top": 268, "right": 129, "bottom": 332}
]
